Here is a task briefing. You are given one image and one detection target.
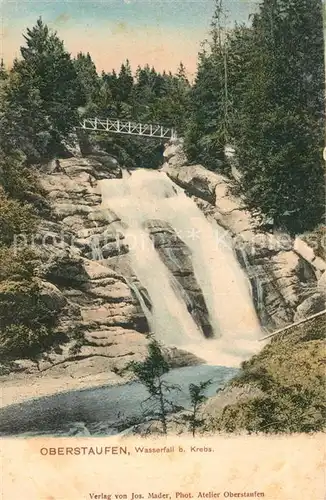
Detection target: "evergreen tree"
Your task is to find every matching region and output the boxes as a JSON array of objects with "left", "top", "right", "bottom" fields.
[
  {"left": 182, "top": 380, "right": 212, "bottom": 437},
  {"left": 1, "top": 70, "right": 51, "bottom": 161},
  {"left": 176, "top": 62, "right": 188, "bottom": 82},
  {"left": 0, "top": 59, "right": 7, "bottom": 81},
  {"left": 4, "top": 18, "right": 83, "bottom": 159},
  {"left": 74, "top": 52, "right": 100, "bottom": 112},
  {"left": 184, "top": 1, "right": 228, "bottom": 171},
  {"left": 184, "top": 46, "right": 226, "bottom": 171},
  {"left": 127, "top": 339, "right": 180, "bottom": 435},
  {"left": 231, "top": 0, "right": 325, "bottom": 232},
  {"left": 117, "top": 60, "right": 134, "bottom": 103}
]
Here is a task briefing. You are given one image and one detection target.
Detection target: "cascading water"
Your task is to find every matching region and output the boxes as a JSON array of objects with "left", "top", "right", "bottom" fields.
[{"left": 99, "top": 169, "right": 262, "bottom": 367}]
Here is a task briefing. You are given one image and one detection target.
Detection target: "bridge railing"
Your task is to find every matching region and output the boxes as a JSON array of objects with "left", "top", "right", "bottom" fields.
[{"left": 79, "top": 117, "right": 177, "bottom": 140}]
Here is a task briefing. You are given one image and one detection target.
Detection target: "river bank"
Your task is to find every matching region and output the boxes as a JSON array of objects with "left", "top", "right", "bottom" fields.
[
  {"left": 0, "top": 370, "right": 125, "bottom": 409},
  {"left": 0, "top": 365, "right": 237, "bottom": 436}
]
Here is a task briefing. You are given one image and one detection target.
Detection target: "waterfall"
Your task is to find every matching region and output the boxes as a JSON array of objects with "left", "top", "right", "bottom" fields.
[{"left": 99, "top": 169, "right": 262, "bottom": 367}]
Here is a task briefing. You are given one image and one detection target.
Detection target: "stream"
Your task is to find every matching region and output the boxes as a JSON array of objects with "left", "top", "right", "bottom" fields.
[{"left": 0, "top": 365, "right": 237, "bottom": 437}]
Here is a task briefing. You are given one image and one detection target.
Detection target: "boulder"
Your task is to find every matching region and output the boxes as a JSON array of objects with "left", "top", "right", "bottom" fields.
[
  {"left": 163, "top": 163, "right": 227, "bottom": 204},
  {"left": 41, "top": 255, "right": 89, "bottom": 286},
  {"left": 294, "top": 237, "right": 315, "bottom": 263},
  {"left": 88, "top": 208, "right": 121, "bottom": 225},
  {"left": 83, "top": 260, "right": 119, "bottom": 281},
  {"left": 38, "top": 281, "right": 67, "bottom": 312},
  {"left": 294, "top": 293, "right": 325, "bottom": 322},
  {"left": 54, "top": 204, "right": 92, "bottom": 219},
  {"left": 163, "top": 139, "right": 184, "bottom": 161},
  {"left": 312, "top": 257, "right": 326, "bottom": 273},
  {"left": 317, "top": 272, "right": 326, "bottom": 295}
]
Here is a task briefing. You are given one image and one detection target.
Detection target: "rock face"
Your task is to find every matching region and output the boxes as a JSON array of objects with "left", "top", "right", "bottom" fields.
[
  {"left": 9, "top": 155, "right": 151, "bottom": 378},
  {"left": 145, "top": 219, "right": 213, "bottom": 338},
  {"left": 162, "top": 139, "right": 326, "bottom": 330},
  {"left": 9, "top": 151, "right": 214, "bottom": 379},
  {"left": 5, "top": 141, "right": 325, "bottom": 380},
  {"left": 294, "top": 294, "right": 326, "bottom": 322}
]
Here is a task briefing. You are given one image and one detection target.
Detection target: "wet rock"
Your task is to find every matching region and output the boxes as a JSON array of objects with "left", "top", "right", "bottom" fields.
[
  {"left": 162, "top": 163, "right": 224, "bottom": 204},
  {"left": 163, "top": 144, "right": 319, "bottom": 331},
  {"left": 294, "top": 237, "right": 315, "bottom": 263},
  {"left": 145, "top": 219, "right": 213, "bottom": 338},
  {"left": 162, "top": 346, "right": 205, "bottom": 368},
  {"left": 98, "top": 241, "right": 129, "bottom": 259},
  {"left": 88, "top": 209, "right": 121, "bottom": 225}
]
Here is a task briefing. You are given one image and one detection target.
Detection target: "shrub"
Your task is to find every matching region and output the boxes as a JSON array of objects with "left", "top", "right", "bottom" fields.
[
  {"left": 0, "top": 275, "right": 62, "bottom": 360},
  {"left": 0, "top": 151, "right": 50, "bottom": 214},
  {"left": 206, "top": 315, "right": 326, "bottom": 434},
  {"left": 0, "top": 187, "right": 37, "bottom": 246},
  {"left": 0, "top": 247, "right": 37, "bottom": 282},
  {"left": 0, "top": 324, "right": 55, "bottom": 359},
  {"left": 0, "top": 279, "right": 58, "bottom": 330}
]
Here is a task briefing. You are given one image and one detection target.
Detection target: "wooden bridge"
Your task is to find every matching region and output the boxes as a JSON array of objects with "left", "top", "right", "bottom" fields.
[{"left": 79, "top": 118, "right": 177, "bottom": 140}]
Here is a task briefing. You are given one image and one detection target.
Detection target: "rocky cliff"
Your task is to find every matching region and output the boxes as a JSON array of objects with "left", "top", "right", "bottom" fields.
[
  {"left": 3, "top": 150, "right": 204, "bottom": 386},
  {"left": 3, "top": 155, "right": 149, "bottom": 381},
  {"left": 2, "top": 139, "right": 325, "bottom": 390},
  {"left": 162, "top": 139, "right": 326, "bottom": 331}
]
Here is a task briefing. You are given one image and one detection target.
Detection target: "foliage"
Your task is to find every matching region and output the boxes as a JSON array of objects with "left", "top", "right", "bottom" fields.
[
  {"left": 83, "top": 59, "right": 190, "bottom": 169},
  {"left": 0, "top": 275, "right": 61, "bottom": 360},
  {"left": 0, "top": 187, "right": 37, "bottom": 246},
  {"left": 299, "top": 225, "right": 326, "bottom": 259},
  {"left": 206, "top": 315, "right": 326, "bottom": 434},
  {"left": 127, "top": 338, "right": 180, "bottom": 434},
  {"left": 0, "top": 150, "right": 47, "bottom": 213},
  {"left": 185, "top": 0, "right": 324, "bottom": 233},
  {"left": 184, "top": 2, "right": 229, "bottom": 172},
  {"left": 0, "top": 279, "right": 57, "bottom": 330},
  {"left": 0, "top": 18, "right": 83, "bottom": 161},
  {"left": 227, "top": 0, "right": 324, "bottom": 233},
  {"left": 0, "top": 247, "right": 37, "bottom": 282},
  {"left": 182, "top": 380, "right": 212, "bottom": 436},
  {"left": 74, "top": 52, "right": 100, "bottom": 109},
  {"left": 0, "top": 323, "right": 55, "bottom": 360},
  {"left": 0, "top": 246, "right": 62, "bottom": 360}
]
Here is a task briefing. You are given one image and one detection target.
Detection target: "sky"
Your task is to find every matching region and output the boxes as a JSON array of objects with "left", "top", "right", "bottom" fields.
[{"left": 0, "top": 0, "right": 259, "bottom": 77}]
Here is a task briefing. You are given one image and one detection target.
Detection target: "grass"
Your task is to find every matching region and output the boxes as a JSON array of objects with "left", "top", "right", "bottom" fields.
[{"left": 205, "top": 314, "right": 326, "bottom": 434}]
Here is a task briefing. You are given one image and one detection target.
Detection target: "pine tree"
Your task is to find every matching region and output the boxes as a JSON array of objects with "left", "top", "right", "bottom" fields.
[
  {"left": 176, "top": 62, "right": 188, "bottom": 82},
  {"left": 1, "top": 70, "right": 51, "bottom": 161},
  {"left": 127, "top": 339, "right": 180, "bottom": 435},
  {"left": 184, "top": 0, "right": 228, "bottom": 171},
  {"left": 182, "top": 380, "right": 212, "bottom": 437},
  {"left": 0, "top": 59, "right": 7, "bottom": 81},
  {"left": 184, "top": 47, "right": 226, "bottom": 171},
  {"left": 5, "top": 18, "right": 83, "bottom": 159},
  {"left": 231, "top": 0, "right": 325, "bottom": 232},
  {"left": 117, "top": 60, "right": 134, "bottom": 103},
  {"left": 74, "top": 52, "right": 100, "bottom": 110}
]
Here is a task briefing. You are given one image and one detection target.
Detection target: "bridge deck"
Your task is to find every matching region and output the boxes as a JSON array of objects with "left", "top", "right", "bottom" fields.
[{"left": 79, "top": 118, "right": 177, "bottom": 140}]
